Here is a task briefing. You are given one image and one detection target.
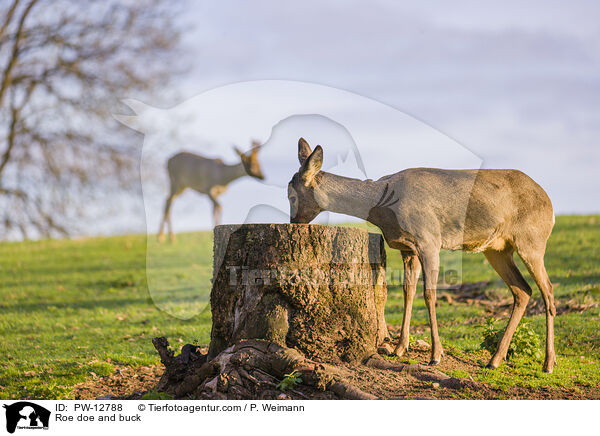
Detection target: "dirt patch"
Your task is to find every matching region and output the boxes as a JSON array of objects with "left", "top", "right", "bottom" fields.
[
  {"left": 74, "top": 337, "right": 599, "bottom": 400},
  {"left": 527, "top": 297, "right": 599, "bottom": 316},
  {"left": 439, "top": 281, "right": 599, "bottom": 317},
  {"left": 72, "top": 365, "right": 163, "bottom": 400}
]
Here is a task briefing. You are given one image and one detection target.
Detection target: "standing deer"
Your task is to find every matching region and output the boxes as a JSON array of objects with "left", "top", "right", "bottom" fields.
[
  {"left": 158, "top": 143, "right": 264, "bottom": 242},
  {"left": 288, "top": 138, "right": 556, "bottom": 372}
]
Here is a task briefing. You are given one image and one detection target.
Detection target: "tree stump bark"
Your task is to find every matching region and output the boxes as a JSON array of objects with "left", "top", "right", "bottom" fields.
[
  {"left": 151, "top": 224, "right": 478, "bottom": 399},
  {"left": 209, "top": 224, "right": 389, "bottom": 363}
]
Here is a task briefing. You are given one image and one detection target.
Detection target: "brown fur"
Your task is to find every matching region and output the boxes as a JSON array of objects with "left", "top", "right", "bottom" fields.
[
  {"left": 288, "top": 138, "right": 556, "bottom": 372},
  {"left": 158, "top": 143, "right": 264, "bottom": 242}
]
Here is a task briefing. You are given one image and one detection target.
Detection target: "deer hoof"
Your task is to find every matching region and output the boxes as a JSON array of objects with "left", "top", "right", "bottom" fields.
[
  {"left": 393, "top": 345, "right": 408, "bottom": 358},
  {"left": 428, "top": 359, "right": 440, "bottom": 366},
  {"left": 484, "top": 362, "right": 497, "bottom": 370},
  {"left": 542, "top": 354, "right": 556, "bottom": 373},
  {"left": 377, "top": 343, "right": 394, "bottom": 356},
  {"left": 542, "top": 360, "right": 555, "bottom": 373}
]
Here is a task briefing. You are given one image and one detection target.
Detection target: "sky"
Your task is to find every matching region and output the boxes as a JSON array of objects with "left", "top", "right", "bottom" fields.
[{"left": 109, "top": 1, "right": 600, "bottom": 235}]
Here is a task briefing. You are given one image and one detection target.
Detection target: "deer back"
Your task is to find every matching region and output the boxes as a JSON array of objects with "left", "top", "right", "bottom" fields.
[
  {"left": 375, "top": 168, "right": 554, "bottom": 252},
  {"left": 167, "top": 152, "right": 231, "bottom": 193}
]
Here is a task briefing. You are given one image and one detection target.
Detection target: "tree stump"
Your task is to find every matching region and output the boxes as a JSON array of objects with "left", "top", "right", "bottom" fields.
[
  {"left": 151, "top": 224, "right": 479, "bottom": 399},
  {"left": 209, "top": 224, "right": 389, "bottom": 363}
]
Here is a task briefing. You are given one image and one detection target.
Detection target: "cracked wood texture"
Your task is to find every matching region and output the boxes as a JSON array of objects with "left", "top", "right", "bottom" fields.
[{"left": 209, "top": 224, "right": 389, "bottom": 363}]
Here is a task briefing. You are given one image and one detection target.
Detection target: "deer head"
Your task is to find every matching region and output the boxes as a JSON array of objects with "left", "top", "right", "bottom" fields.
[
  {"left": 288, "top": 138, "right": 325, "bottom": 223},
  {"left": 234, "top": 141, "right": 265, "bottom": 180}
]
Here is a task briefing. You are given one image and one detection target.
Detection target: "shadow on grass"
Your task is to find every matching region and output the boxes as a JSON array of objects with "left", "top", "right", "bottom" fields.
[{"left": 0, "top": 293, "right": 208, "bottom": 314}]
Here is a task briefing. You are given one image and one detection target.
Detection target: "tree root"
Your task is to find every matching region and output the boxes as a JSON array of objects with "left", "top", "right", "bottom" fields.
[
  {"left": 363, "top": 354, "right": 480, "bottom": 390},
  {"left": 152, "top": 337, "right": 479, "bottom": 400}
]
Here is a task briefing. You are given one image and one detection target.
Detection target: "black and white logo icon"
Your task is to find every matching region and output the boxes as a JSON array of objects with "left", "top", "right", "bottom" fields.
[{"left": 3, "top": 402, "right": 50, "bottom": 434}]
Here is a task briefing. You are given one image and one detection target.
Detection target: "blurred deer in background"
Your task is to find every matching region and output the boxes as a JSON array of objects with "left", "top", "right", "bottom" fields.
[
  {"left": 158, "top": 141, "right": 264, "bottom": 242},
  {"left": 288, "top": 138, "right": 556, "bottom": 372}
]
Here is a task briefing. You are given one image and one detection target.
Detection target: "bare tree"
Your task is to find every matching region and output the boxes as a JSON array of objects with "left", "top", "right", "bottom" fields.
[{"left": 0, "top": 0, "right": 182, "bottom": 239}]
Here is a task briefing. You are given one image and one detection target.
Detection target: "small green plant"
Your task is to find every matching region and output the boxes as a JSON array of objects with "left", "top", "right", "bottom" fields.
[
  {"left": 408, "top": 334, "right": 417, "bottom": 348},
  {"left": 480, "top": 318, "right": 541, "bottom": 360},
  {"left": 382, "top": 354, "right": 399, "bottom": 362},
  {"left": 141, "top": 389, "right": 173, "bottom": 400},
  {"left": 276, "top": 371, "right": 303, "bottom": 391}
]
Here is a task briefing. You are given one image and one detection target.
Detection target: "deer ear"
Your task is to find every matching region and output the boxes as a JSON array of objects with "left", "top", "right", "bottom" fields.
[
  {"left": 298, "top": 137, "right": 312, "bottom": 165},
  {"left": 251, "top": 143, "right": 261, "bottom": 156},
  {"left": 233, "top": 146, "right": 244, "bottom": 157},
  {"left": 300, "top": 145, "right": 323, "bottom": 186}
]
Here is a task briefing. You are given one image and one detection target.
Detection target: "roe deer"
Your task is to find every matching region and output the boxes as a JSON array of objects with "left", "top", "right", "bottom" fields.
[
  {"left": 158, "top": 142, "right": 264, "bottom": 242},
  {"left": 288, "top": 138, "right": 556, "bottom": 372}
]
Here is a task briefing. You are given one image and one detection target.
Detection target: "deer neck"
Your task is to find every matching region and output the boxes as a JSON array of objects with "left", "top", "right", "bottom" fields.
[
  {"left": 220, "top": 162, "right": 247, "bottom": 186},
  {"left": 315, "top": 172, "right": 384, "bottom": 220}
]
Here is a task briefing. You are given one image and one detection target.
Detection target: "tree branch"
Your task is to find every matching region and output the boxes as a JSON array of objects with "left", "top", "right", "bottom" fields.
[
  {"left": 0, "top": 0, "right": 38, "bottom": 105},
  {"left": 0, "top": 105, "right": 20, "bottom": 178},
  {"left": 0, "top": 0, "right": 22, "bottom": 42},
  {"left": 0, "top": 0, "right": 182, "bottom": 239}
]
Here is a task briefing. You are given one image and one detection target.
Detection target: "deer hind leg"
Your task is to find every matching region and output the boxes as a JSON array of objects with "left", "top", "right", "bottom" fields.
[
  {"left": 517, "top": 245, "right": 556, "bottom": 373},
  {"left": 484, "top": 247, "right": 532, "bottom": 369},
  {"left": 158, "top": 186, "right": 183, "bottom": 243},
  {"left": 167, "top": 203, "right": 177, "bottom": 243},
  {"left": 158, "top": 194, "right": 174, "bottom": 243},
  {"left": 394, "top": 251, "right": 421, "bottom": 357},
  {"left": 419, "top": 248, "right": 443, "bottom": 365}
]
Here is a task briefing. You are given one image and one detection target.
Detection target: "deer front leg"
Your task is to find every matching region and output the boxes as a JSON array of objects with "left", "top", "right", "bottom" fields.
[
  {"left": 420, "top": 248, "right": 443, "bottom": 365},
  {"left": 212, "top": 202, "right": 222, "bottom": 227},
  {"left": 394, "top": 251, "right": 421, "bottom": 357},
  {"left": 208, "top": 187, "right": 224, "bottom": 227}
]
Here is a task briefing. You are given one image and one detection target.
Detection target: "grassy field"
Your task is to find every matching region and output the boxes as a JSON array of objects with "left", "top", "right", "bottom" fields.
[{"left": 1, "top": 216, "right": 599, "bottom": 399}]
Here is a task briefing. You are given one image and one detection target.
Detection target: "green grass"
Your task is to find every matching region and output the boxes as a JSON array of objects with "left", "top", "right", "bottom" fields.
[
  {"left": 381, "top": 215, "right": 600, "bottom": 391},
  {"left": 0, "top": 233, "right": 212, "bottom": 399},
  {"left": 0, "top": 216, "right": 599, "bottom": 399}
]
